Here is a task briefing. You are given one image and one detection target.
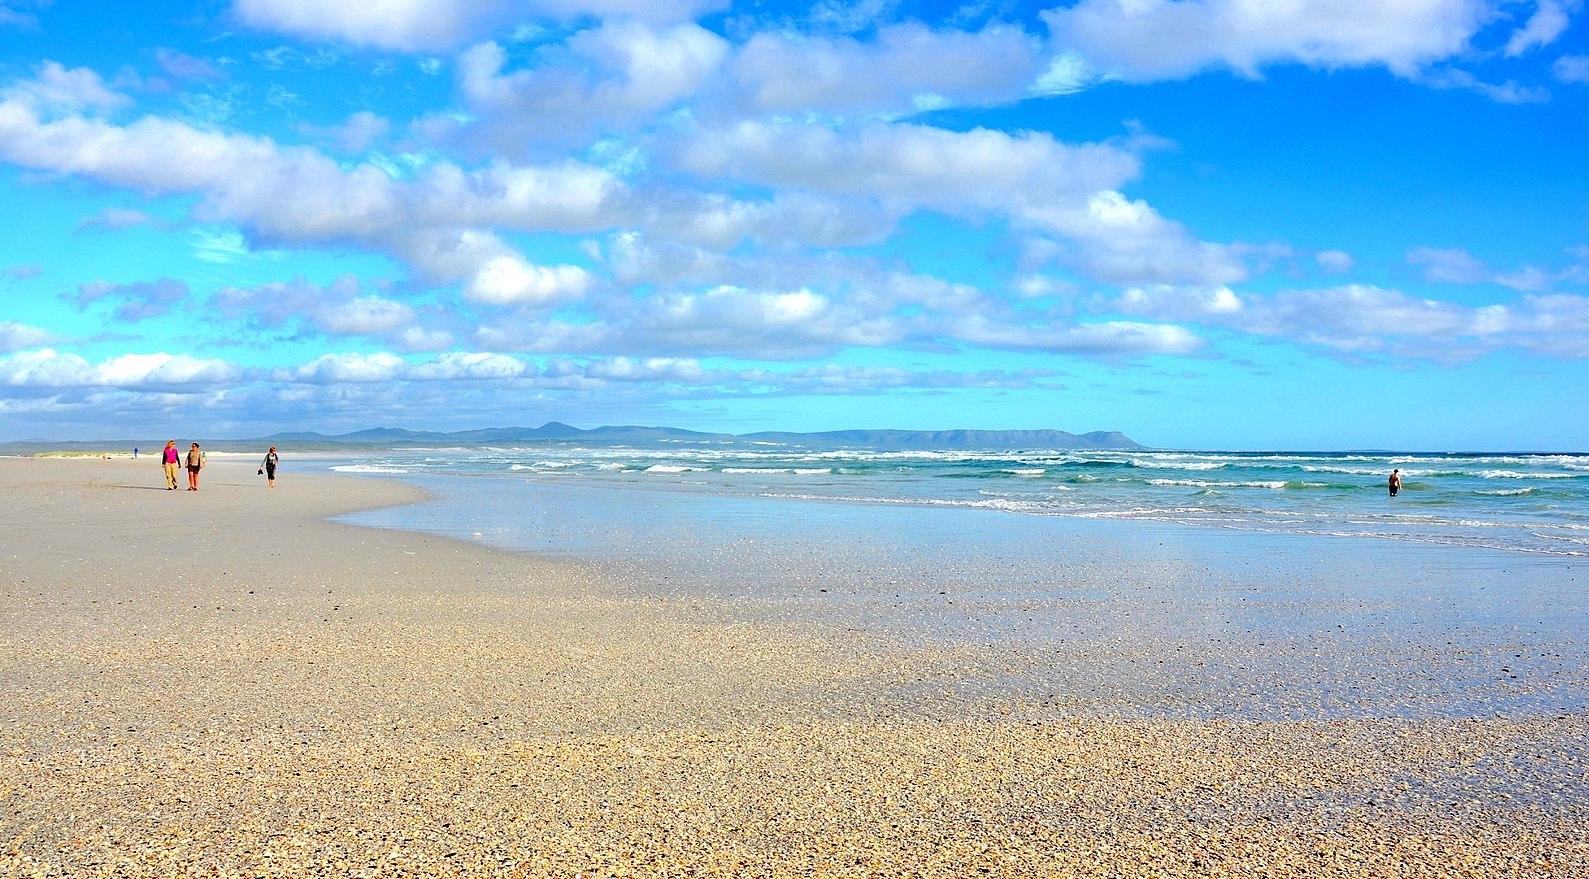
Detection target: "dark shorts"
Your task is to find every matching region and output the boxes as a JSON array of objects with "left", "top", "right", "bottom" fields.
[
  {"left": 188, "top": 465, "right": 201, "bottom": 472},
  {"left": 265, "top": 466, "right": 277, "bottom": 478},
  {"left": 1389, "top": 485, "right": 1399, "bottom": 496}
]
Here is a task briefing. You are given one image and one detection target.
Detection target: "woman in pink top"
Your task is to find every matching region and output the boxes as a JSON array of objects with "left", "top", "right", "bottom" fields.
[{"left": 160, "top": 440, "right": 180, "bottom": 490}]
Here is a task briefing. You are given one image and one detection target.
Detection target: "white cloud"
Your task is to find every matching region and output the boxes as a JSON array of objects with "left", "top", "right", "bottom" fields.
[
  {"left": 1555, "top": 54, "right": 1589, "bottom": 83},
  {"left": 674, "top": 119, "right": 1242, "bottom": 285},
  {"left": 0, "top": 348, "right": 238, "bottom": 387},
  {"left": 728, "top": 22, "right": 1043, "bottom": 114},
  {"left": 3, "top": 61, "right": 129, "bottom": 112},
  {"left": 75, "top": 207, "right": 157, "bottom": 232},
  {"left": 459, "top": 22, "right": 728, "bottom": 148},
  {"left": 953, "top": 316, "right": 1204, "bottom": 355},
  {"left": 1106, "top": 283, "right": 1589, "bottom": 359},
  {"left": 1408, "top": 246, "right": 1490, "bottom": 283},
  {"left": 0, "top": 320, "right": 52, "bottom": 352},
  {"left": 281, "top": 352, "right": 406, "bottom": 383},
  {"left": 1316, "top": 250, "right": 1355, "bottom": 273},
  {"left": 465, "top": 255, "right": 593, "bottom": 306},
  {"left": 1420, "top": 67, "right": 1548, "bottom": 103},
  {"left": 1041, "top": 0, "right": 1493, "bottom": 83},
  {"left": 621, "top": 285, "right": 903, "bottom": 356},
  {"left": 316, "top": 295, "right": 416, "bottom": 334},
  {"left": 216, "top": 277, "right": 455, "bottom": 351},
  {"left": 70, "top": 278, "right": 190, "bottom": 321},
  {"left": 1406, "top": 246, "right": 1585, "bottom": 291},
  {"left": 405, "top": 351, "right": 528, "bottom": 380},
  {"left": 297, "top": 110, "right": 391, "bottom": 153},
  {"left": 676, "top": 120, "right": 1139, "bottom": 212},
  {"left": 1113, "top": 284, "right": 1243, "bottom": 319},
  {"left": 1504, "top": 0, "right": 1577, "bottom": 56},
  {"left": 233, "top": 0, "right": 517, "bottom": 52},
  {"left": 0, "top": 99, "right": 625, "bottom": 306},
  {"left": 232, "top": 0, "right": 726, "bottom": 52},
  {"left": 155, "top": 48, "right": 225, "bottom": 82}
]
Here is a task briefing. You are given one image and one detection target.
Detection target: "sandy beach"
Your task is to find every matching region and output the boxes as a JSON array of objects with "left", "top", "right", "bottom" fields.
[{"left": 2, "top": 457, "right": 1585, "bottom": 877}]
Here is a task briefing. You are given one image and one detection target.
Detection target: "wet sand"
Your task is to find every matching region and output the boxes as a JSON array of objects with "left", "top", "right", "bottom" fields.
[{"left": 1, "top": 457, "right": 1585, "bottom": 876}]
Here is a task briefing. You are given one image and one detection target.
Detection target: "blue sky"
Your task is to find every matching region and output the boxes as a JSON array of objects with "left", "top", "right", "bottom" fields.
[{"left": 1, "top": 0, "right": 1586, "bottom": 449}]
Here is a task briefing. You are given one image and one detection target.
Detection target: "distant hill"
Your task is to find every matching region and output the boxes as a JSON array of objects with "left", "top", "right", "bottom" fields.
[
  {"left": 251, "top": 422, "right": 1145, "bottom": 451},
  {"left": 0, "top": 423, "right": 1146, "bottom": 454}
]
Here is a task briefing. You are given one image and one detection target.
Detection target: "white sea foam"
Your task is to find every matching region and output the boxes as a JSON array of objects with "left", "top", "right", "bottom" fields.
[
  {"left": 644, "top": 464, "right": 703, "bottom": 473},
  {"left": 331, "top": 464, "right": 410, "bottom": 474},
  {"left": 1476, "top": 469, "right": 1583, "bottom": 479},
  {"left": 1147, "top": 478, "right": 1290, "bottom": 489},
  {"left": 1003, "top": 468, "right": 1045, "bottom": 476},
  {"left": 1476, "top": 488, "right": 1534, "bottom": 496}
]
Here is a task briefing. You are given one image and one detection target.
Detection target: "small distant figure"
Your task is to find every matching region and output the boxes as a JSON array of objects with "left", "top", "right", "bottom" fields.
[
  {"left": 260, "top": 446, "right": 279, "bottom": 488},
  {"left": 133, "top": 446, "right": 139, "bottom": 459},
  {"left": 185, "top": 442, "right": 205, "bottom": 491},
  {"left": 161, "top": 440, "right": 180, "bottom": 490},
  {"left": 1388, "top": 468, "right": 1402, "bottom": 498}
]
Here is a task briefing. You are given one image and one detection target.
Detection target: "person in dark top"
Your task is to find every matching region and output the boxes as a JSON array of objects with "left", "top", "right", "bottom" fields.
[
  {"left": 260, "top": 447, "right": 279, "bottom": 488},
  {"left": 185, "top": 442, "right": 205, "bottom": 491},
  {"left": 1388, "top": 468, "right": 1402, "bottom": 498}
]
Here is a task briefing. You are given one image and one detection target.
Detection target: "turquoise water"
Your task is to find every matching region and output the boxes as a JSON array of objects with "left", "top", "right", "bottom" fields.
[{"left": 326, "top": 446, "right": 1589, "bottom": 556}]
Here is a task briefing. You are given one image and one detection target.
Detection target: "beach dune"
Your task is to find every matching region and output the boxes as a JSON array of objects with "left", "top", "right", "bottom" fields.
[{"left": 1, "top": 458, "right": 1584, "bottom": 877}]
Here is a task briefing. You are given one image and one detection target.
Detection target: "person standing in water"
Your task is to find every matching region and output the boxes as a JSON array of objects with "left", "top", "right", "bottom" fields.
[
  {"left": 160, "top": 440, "right": 180, "bottom": 490},
  {"left": 185, "top": 442, "right": 205, "bottom": 491},
  {"left": 260, "top": 446, "right": 279, "bottom": 488},
  {"left": 1388, "top": 468, "right": 1402, "bottom": 498}
]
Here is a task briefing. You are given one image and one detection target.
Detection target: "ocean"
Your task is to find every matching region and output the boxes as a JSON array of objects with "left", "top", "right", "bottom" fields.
[
  {"left": 325, "top": 446, "right": 1589, "bottom": 557},
  {"left": 327, "top": 444, "right": 1589, "bottom": 718}
]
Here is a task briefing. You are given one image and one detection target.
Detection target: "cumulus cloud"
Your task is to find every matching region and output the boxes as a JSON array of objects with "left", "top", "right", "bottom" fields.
[
  {"left": 155, "top": 48, "right": 225, "bottom": 82},
  {"left": 279, "top": 351, "right": 405, "bottom": 383},
  {"left": 1097, "top": 283, "right": 1589, "bottom": 359},
  {"left": 1315, "top": 250, "right": 1355, "bottom": 273},
  {"left": 458, "top": 22, "right": 729, "bottom": 148},
  {"left": 727, "top": 22, "right": 1043, "bottom": 115},
  {"left": 0, "top": 348, "right": 238, "bottom": 387},
  {"left": 674, "top": 120, "right": 1243, "bottom": 285},
  {"left": 75, "top": 206, "right": 158, "bottom": 232},
  {"left": 1504, "top": 0, "right": 1577, "bottom": 57},
  {"left": 69, "top": 277, "right": 190, "bottom": 321},
  {"left": 1407, "top": 246, "right": 1585, "bottom": 291},
  {"left": 0, "top": 98, "right": 614, "bottom": 307},
  {"left": 3, "top": 61, "right": 129, "bottom": 112},
  {"left": 1555, "top": 54, "right": 1589, "bottom": 83},
  {"left": 676, "top": 120, "right": 1139, "bottom": 212},
  {"left": 232, "top": 0, "right": 727, "bottom": 52},
  {"left": 216, "top": 276, "right": 455, "bottom": 351},
  {"left": 0, "top": 320, "right": 53, "bottom": 351},
  {"left": 1041, "top": 0, "right": 1493, "bottom": 83},
  {"left": 1408, "top": 246, "right": 1490, "bottom": 283},
  {"left": 466, "top": 255, "right": 593, "bottom": 306},
  {"left": 297, "top": 110, "right": 390, "bottom": 153},
  {"left": 952, "top": 316, "right": 1204, "bottom": 355}
]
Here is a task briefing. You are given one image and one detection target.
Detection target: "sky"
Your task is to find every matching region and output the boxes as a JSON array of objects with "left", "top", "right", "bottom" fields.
[{"left": 0, "top": 0, "right": 1587, "bottom": 449}]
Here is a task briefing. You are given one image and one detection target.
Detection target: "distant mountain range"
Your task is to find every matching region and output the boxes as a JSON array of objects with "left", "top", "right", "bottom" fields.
[{"left": 256, "top": 422, "right": 1144, "bottom": 451}]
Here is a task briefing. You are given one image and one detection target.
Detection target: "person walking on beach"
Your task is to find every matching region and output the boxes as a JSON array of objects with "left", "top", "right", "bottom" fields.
[
  {"left": 260, "top": 447, "right": 279, "bottom": 488},
  {"left": 161, "top": 440, "right": 180, "bottom": 490},
  {"left": 185, "top": 442, "right": 205, "bottom": 491},
  {"left": 1388, "top": 468, "right": 1402, "bottom": 498}
]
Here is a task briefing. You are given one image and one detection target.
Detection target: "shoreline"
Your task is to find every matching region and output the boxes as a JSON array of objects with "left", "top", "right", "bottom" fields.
[{"left": 2, "top": 457, "right": 1586, "bottom": 876}]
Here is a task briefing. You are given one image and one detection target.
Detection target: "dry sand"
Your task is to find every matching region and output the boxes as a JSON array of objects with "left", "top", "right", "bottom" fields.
[{"left": 0, "top": 457, "right": 1584, "bottom": 877}]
